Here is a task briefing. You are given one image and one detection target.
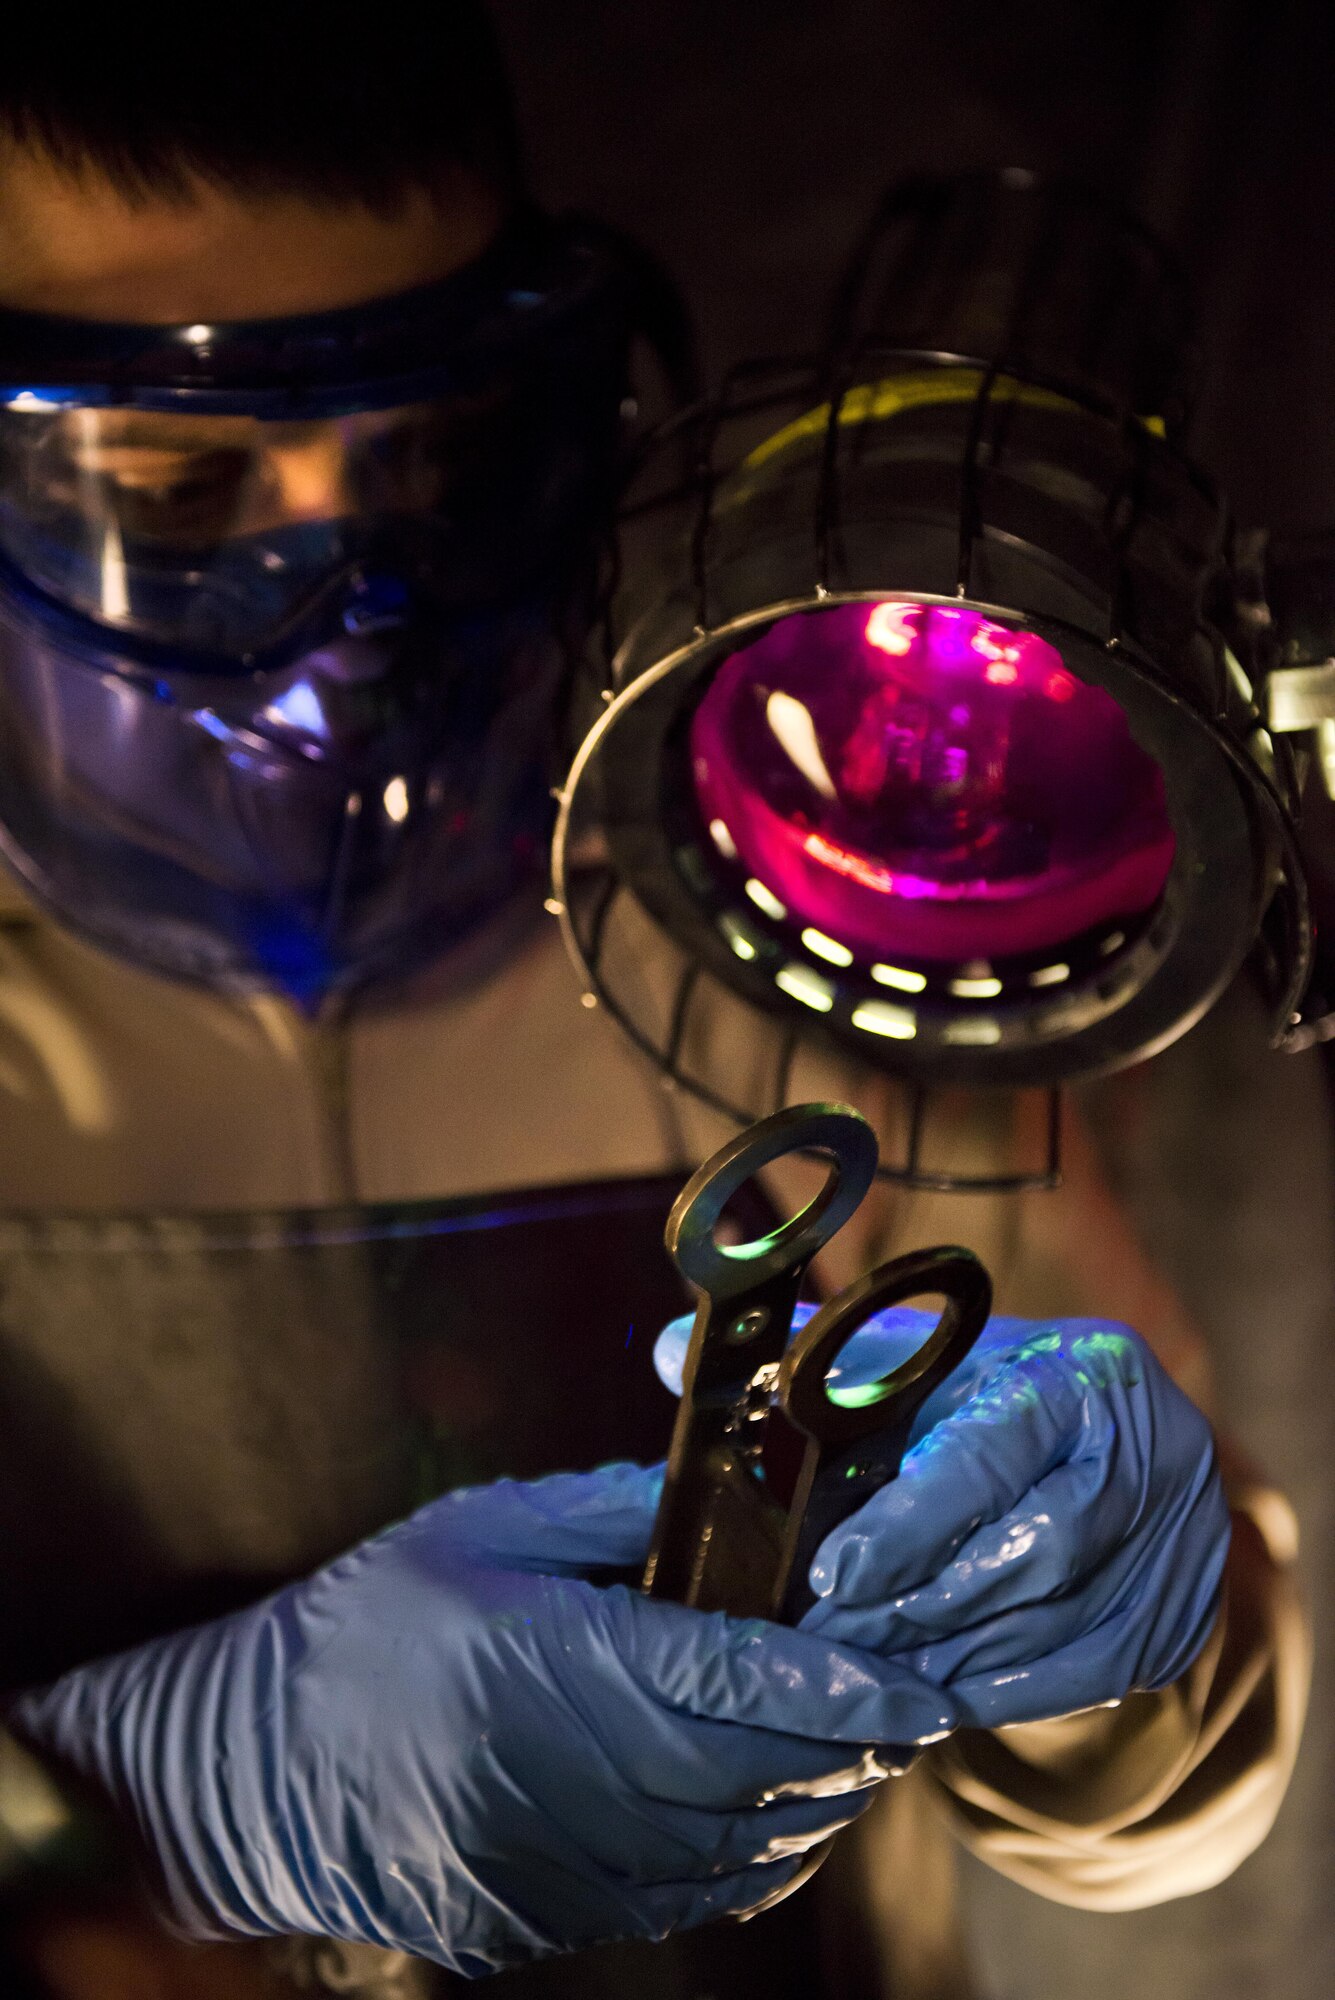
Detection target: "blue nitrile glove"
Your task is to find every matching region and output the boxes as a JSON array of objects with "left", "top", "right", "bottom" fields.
[
  {"left": 656, "top": 1304, "right": 1230, "bottom": 1729},
  {"left": 8, "top": 1463, "right": 957, "bottom": 1978}
]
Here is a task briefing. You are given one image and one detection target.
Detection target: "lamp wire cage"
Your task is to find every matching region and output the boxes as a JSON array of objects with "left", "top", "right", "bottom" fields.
[{"left": 551, "top": 171, "right": 1315, "bottom": 1193}]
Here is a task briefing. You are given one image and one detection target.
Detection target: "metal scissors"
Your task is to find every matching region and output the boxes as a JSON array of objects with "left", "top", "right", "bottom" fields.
[{"left": 643, "top": 1102, "right": 993, "bottom": 1625}]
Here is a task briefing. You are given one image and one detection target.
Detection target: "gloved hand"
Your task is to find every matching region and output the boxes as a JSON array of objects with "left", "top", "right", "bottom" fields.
[
  {"left": 8, "top": 1463, "right": 956, "bottom": 1977},
  {"left": 656, "top": 1304, "right": 1230, "bottom": 1729}
]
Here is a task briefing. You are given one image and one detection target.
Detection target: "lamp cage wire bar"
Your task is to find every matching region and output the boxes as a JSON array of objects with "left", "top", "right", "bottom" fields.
[
  {"left": 566, "top": 871, "right": 1065, "bottom": 1191},
  {"left": 556, "top": 174, "right": 1327, "bottom": 1186}
]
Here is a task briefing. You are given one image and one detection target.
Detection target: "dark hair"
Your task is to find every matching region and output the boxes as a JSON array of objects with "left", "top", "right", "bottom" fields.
[{"left": 0, "top": 8, "right": 522, "bottom": 211}]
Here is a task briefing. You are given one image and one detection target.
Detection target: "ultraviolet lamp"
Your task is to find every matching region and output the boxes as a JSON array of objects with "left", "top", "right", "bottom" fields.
[{"left": 552, "top": 172, "right": 1325, "bottom": 1182}]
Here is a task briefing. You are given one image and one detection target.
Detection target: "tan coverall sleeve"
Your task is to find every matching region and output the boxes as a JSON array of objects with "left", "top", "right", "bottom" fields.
[{"left": 919, "top": 1479, "right": 1310, "bottom": 1908}]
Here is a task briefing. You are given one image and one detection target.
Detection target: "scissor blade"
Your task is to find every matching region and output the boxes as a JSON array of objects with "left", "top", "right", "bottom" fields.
[{"left": 643, "top": 1271, "right": 802, "bottom": 1609}]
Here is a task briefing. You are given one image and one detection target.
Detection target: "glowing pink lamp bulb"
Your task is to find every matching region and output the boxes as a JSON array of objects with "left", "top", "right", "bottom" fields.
[{"left": 689, "top": 600, "right": 1175, "bottom": 964}]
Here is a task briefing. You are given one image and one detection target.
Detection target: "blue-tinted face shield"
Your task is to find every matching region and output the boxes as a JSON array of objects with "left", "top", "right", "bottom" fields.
[{"left": 0, "top": 209, "right": 634, "bottom": 1004}]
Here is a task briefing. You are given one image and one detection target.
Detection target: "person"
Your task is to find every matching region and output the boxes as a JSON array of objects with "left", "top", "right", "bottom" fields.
[{"left": 0, "top": 15, "right": 1305, "bottom": 2000}]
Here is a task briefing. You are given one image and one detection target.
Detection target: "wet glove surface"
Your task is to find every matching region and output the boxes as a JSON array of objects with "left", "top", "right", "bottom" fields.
[
  {"left": 656, "top": 1305, "right": 1230, "bottom": 1729},
  {"left": 8, "top": 1463, "right": 956, "bottom": 1977}
]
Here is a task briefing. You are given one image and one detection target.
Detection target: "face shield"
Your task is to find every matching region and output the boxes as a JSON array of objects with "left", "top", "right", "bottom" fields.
[
  {"left": 554, "top": 174, "right": 1317, "bottom": 1181},
  {"left": 0, "top": 210, "right": 639, "bottom": 1004}
]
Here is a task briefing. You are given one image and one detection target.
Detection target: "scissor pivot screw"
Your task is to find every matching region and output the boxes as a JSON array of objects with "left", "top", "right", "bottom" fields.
[{"left": 726, "top": 1307, "right": 772, "bottom": 1344}]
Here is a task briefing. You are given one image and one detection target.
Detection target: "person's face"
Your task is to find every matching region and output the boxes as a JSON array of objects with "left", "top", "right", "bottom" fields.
[
  {"left": 0, "top": 137, "right": 504, "bottom": 320},
  {"left": 0, "top": 142, "right": 607, "bottom": 999},
  {"left": 0, "top": 139, "right": 508, "bottom": 529}
]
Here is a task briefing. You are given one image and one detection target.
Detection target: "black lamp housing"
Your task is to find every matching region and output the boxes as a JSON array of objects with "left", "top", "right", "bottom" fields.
[{"left": 552, "top": 171, "right": 1311, "bottom": 1150}]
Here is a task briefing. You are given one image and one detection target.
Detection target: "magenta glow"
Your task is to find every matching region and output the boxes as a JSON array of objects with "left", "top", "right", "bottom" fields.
[{"left": 689, "top": 601, "right": 1176, "bottom": 963}]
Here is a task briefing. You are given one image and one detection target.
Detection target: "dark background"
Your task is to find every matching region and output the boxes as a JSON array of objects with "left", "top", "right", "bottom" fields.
[
  {"left": 494, "top": 0, "right": 1335, "bottom": 528},
  {"left": 489, "top": 4, "right": 1335, "bottom": 1997}
]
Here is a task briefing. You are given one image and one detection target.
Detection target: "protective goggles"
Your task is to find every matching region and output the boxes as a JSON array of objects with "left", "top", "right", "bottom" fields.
[
  {"left": 554, "top": 174, "right": 1319, "bottom": 1178},
  {"left": 0, "top": 208, "right": 641, "bottom": 1001}
]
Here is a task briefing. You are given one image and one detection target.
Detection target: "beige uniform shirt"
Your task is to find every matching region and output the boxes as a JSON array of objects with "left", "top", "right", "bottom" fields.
[{"left": 0, "top": 870, "right": 1308, "bottom": 1998}]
